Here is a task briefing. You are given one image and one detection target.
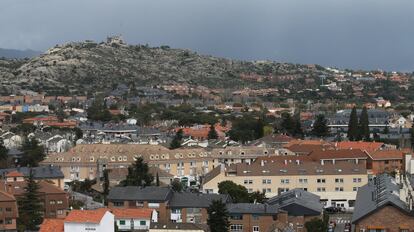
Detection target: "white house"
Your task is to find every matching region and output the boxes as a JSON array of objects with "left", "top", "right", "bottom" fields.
[
  {"left": 64, "top": 208, "right": 114, "bottom": 232},
  {"left": 111, "top": 208, "right": 156, "bottom": 231}
]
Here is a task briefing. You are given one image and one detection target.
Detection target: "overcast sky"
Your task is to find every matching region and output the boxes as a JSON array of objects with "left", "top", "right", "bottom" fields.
[{"left": 1, "top": 0, "right": 414, "bottom": 71}]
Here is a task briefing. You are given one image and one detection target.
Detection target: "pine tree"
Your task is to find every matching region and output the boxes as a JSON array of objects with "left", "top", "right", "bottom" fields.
[
  {"left": 347, "top": 107, "right": 359, "bottom": 141},
  {"left": 0, "top": 138, "right": 8, "bottom": 168},
  {"left": 103, "top": 169, "right": 110, "bottom": 197},
  {"left": 17, "top": 170, "right": 44, "bottom": 231},
  {"left": 312, "top": 114, "right": 329, "bottom": 137},
  {"left": 170, "top": 129, "right": 183, "bottom": 149},
  {"left": 207, "top": 124, "right": 218, "bottom": 140},
  {"left": 156, "top": 172, "right": 160, "bottom": 186},
  {"left": 121, "top": 157, "right": 154, "bottom": 187},
  {"left": 358, "top": 106, "right": 370, "bottom": 141},
  {"left": 207, "top": 200, "right": 230, "bottom": 232},
  {"left": 21, "top": 137, "right": 45, "bottom": 167}
]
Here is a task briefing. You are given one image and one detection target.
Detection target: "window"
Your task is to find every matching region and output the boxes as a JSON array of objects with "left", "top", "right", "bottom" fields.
[
  {"left": 119, "top": 220, "right": 126, "bottom": 225},
  {"left": 353, "top": 187, "right": 359, "bottom": 191},
  {"left": 0, "top": 219, "right": 3, "bottom": 224},
  {"left": 190, "top": 161, "right": 196, "bottom": 167},
  {"left": 335, "top": 187, "right": 344, "bottom": 192},
  {"left": 57, "top": 210, "right": 63, "bottom": 215},
  {"left": 244, "top": 180, "right": 253, "bottom": 184},
  {"left": 57, "top": 200, "right": 63, "bottom": 204},
  {"left": 148, "top": 203, "right": 160, "bottom": 208},
  {"left": 299, "top": 178, "right": 308, "bottom": 184},
  {"left": 136, "top": 201, "right": 144, "bottom": 207},
  {"left": 113, "top": 201, "right": 124, "bottom": 207},
  {"left": 281, "top": 179, "right": 290, "bottom": 184},
  {"left": 353, "top": 178, "right": 362, "bottom": 183},
  {"left": 317, "top": 178, "right": 326, "bottom": 183},
  {"left": 335, "top": 178, "right": 344, "bottom": 183},
  {"left": 248, "top": 189, "right": 253, "bottom": 193},
  {"left": 140, "top": 221, "right": 146, "bottom": 225},
  {"left": 5, "top": 218, "right": 12, "bottom": 225},
  {"left": 5, "top": 208, "right": 11, "bottom": 212},
  {"left": 317, "top": 187, "right": 326, "bottom": 192},
  {"left": 262, "top": 179, "right": 271, "bottom": 184},
  {"left": 252, "top": 214, "right": 259, "bottom": 220},
  {"left": 230, "top": 214, "right": 243, "bottom": 220},
  {"left": 253, "top": 226, "right": 260, "bottom": 232},
  {"left": 230, "top": 224, "right": 243, "bottom": 231},
  {"left": 302, "top": 188, "right": 308, "bottom": 191},
  {"left": 49, "top": 200, "right": 56, "bottom": 205},
  {"left": 262, "top": 188, "right": 271, "bottom": 193}
]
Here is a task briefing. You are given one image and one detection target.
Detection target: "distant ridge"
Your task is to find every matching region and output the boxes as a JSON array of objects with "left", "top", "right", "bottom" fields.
[{"left": 0, "top": 48, "right": 42, "bottom": 59}]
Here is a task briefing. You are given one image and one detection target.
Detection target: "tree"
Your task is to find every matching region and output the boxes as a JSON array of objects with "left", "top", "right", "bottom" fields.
[
  {"left": 312, "top": 114, "right": 329, "bottom": 137},
  {"left": 207, "top": 200, "right": 230, "bottom": 232},
  {"left": 87, "top": 96, "right": 112, "bottom": 122},
  {"left": 218, "top": 181, "right": 249, "bottom": 203},
  {"left": 121, "top": 157, "right": 153, "bottom": 187},
  {"left": 207, "top": 124, "right": 218, "bottom": 140},
  {"left": 411, "top": 126, "right": 414, "bottom": 149},
  {"left": 305, "top": 218, "right": 328, "bottom": 232},
  {"left": 170, "top": 129, "right": 183, "bottom": 149},
  {"left": 103, "top": 169, "right": 110, "bottom": 198},
  {"left": 358, "top": 106, "right": 370, "bottom": 141},
  {"left": 0, "top": 138, "right": 8, "bottom": 168},
  {"left": 347, "top": 106, "right": 359, "bottom": 141},
  {"left": 228, "top": 116, "right": 265, "bottom": 144},
  {"left": 20, "top": 137, "right": 45, "bottom": 167},
  {"left": 156, "top": 172, "right": 160, "bottom": 186},
  {"left": 248, "top": 191, "right": 266, "bottom": 203},
  {"left": 171, "top": 179, "right": 183, "bottom": 192},
  {"left": 277, "top": 112, "right": 303, "bottom": 138},
  {"left": 17, "top": 170, "right": 44, "bottom": 231}
]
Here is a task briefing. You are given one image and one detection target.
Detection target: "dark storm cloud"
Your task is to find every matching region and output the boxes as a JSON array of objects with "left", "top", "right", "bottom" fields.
[{"left": 1, "top": 0, "right": 414, "bottom": 71}]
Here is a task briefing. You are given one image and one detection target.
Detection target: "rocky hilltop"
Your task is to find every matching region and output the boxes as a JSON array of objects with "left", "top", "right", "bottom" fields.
[{"left": 0, "top": 36, "right": 322, "bottom": 95}]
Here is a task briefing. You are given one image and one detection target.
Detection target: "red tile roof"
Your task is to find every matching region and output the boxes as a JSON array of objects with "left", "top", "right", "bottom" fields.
[
  {"left": 6, "top": 170, "right": 24, "bottom": 178},
  {"left": 110, "top": 208, "right": 152, "bottom": 219},
  {"left": 65, "top": 208, "right": 109, "bottom": 224},
  {"left": 336, "top": 141, "right": 384, "bottom": 152},
  {"left": 309, "top": 149, "right": 368, "bottom": 160},
  {"left": 368, "top": 150, "right": 406, "bottom": 160},
  {"left": 39, "top": 219, "right": 64, "bottom": 232}
]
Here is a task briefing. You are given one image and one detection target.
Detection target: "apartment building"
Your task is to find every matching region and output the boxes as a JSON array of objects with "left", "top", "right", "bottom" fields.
[
  {"left": 40, "top": 144, "right": 276, "bottom": 183},
  {"left": 0, "top": 190, "right": 18, "bottom": 231},
  {"left": 366, "top": 149, "right": 407, "bottom": 175},
  {"left": 202, "top": 159, "right": 368, "bottom": 209}
]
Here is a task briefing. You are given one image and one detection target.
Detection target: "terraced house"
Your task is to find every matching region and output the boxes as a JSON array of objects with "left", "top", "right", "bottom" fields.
[{"left": 40, "top": 144, "right": 276, "bottom": 183}]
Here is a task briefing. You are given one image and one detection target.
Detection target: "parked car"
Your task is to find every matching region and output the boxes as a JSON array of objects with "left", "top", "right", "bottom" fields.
[{"left": 325, "top": 206, "right": 341, "bottom": 213}]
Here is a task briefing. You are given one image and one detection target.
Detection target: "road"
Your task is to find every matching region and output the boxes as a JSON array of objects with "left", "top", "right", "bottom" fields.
[{"left": 329, "top": 213, "right": 352, "bottom": 232}]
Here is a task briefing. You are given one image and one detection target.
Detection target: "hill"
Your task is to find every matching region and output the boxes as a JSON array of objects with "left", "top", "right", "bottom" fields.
[
  {"left": 0, "top": 37, "right": 323, "bottom": 95},
  {"left": 0, "top": 48, "right": 41, "bottom": 59}
]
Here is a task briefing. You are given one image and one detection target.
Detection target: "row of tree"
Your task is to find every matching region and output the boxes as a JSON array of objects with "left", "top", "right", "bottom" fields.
[{"left": 347, "top": 106, "right": 370, "bottom": 141}]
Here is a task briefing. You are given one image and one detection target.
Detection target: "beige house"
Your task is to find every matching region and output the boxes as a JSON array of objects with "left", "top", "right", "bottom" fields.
[
  {"left": 40, "top": 144, "right": 276, "bottom": 183},
  {"left": 202, "top": 159, "right": 368, "bottom": 210}
]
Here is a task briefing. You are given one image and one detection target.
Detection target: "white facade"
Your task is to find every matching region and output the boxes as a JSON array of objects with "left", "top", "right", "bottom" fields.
[
  {"left": 64, "top": 211, "right": 114, "bottom": 232},
  {"left": 116, "top": 218, "right": 150, "bottom": 231}
]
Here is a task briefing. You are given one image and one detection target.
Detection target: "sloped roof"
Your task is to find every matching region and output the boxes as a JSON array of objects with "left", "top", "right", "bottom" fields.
[
  {"left": 110, "top": 208, "right": 152, "bottom": 219},
  {"left": 352, "top": 174, "right": 413, "bottom": 223},
  {"left": 0, "top": 190, "right": 16, "bottom": 202},
  {"left": 108, "top": 186, "right": 172, "bottom": 202},
  {"left": 65, "top": 208, "right": 109, "bottom": 224},
  {"left": 39, "top": 219, "right": 64, "bottom": 232},
  {"left": 267, "top": 189, "right": 323, "bottom": 216},
  {"left": 336, "top": 141, "right": 384, "bottom": 152},
  {"left": 227, "top": 203, "right": 279, "bottom": 215},
  {"left": 308, "top": 149, "right": 368, "bottom": 160},
  {"left": 368, "top": 150, "right": 406, "bottom": 160},
  {"left": 169, "top": 192, "right": 230, "bottom": 208}
]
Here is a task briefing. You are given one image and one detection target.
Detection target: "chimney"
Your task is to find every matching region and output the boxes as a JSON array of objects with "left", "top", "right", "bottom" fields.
[
  {"left": 296, "top": 160, "right": 300, "bottom": 165},
  {"left": 321, "top": 160, "right": 324, "bottom": 165},
  {"left": 260, "top": 160, "right": 264, "bottom": 167},
  {"left": 284, "top": 160, "right": 287, "bottom": 165}
]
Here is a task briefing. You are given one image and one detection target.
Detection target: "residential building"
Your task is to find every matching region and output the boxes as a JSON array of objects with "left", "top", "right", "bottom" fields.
[
  {"left": 367, "top": 150, "right": 408, "bottom": 175},
  {"left": 107, "top": 186, "right": 230, "bottom": 224},
  {"left": 0, "top": 166, "right": 65, "bottom": 189},
  {"left": 0, "top": 171, "right": 69, "bottom": 219},
  {"left": 40, "top": 144, "right": 276, "bottom": 183},
  {"left": 0, "top": 190, "right": 18, "bottom": 231},
  {"left": 352, "top": 174, "right": 414, "bottom": 231},
  {"left": 202, "top": 160, "right": 368, "bottom": 209},
  {"left": 110, "top": 208, "right": 154, "bottom": 231},
  {"left": 64, "top": 208, "right": 114, "bottom": 232},
  {"left": 150, "top": 223, "right": 206, "bottom": 232},
  {"left": 267, "top": 189, "right": 323, "bottom": 231}
]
